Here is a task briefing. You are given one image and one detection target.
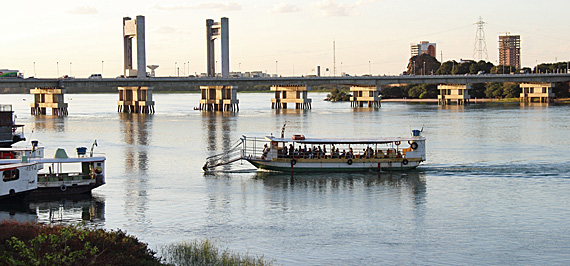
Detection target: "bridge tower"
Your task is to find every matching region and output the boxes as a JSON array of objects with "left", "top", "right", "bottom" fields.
[
  {"left": 206, "top": 18, "right": 229, "bottom": 78},
  {"left": 123, "top": 16, "right": 146, "bottom": 78},
  {"left": 270, "top": 85, "right": 312, "bottom": 109},
  {"left": 520, "top": 83, "right": 554, "bottom": 103},
  {"left": 30, "top": 87, "right": 68, "bottom": 116},
  {"left": 438, "top": 84, "right": 471, "bottom": 105},
  {"left": 200, "top": 17, "right": 238, "bottom": 111},
  {"left": 117, "top": 86, "right": 155, "bottom": 113},
  {"left": 350, "top": 85, "right": 381, "bottom": 108}
]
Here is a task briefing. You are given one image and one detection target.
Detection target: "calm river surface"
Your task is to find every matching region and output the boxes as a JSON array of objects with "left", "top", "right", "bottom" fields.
[{"left": 2, "top": 93, "right": 570, "bottom": 265}]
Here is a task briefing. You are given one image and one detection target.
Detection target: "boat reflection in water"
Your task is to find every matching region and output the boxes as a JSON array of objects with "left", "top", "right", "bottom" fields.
[
  {"left": 0, "top": 195, "right": 105, "bottom": 226},
  {"left": 207, "top": 169, "right": 427, "bottom": 205},
  {"left": 255, "top": 171, "right": 425, "bottom": 193}
]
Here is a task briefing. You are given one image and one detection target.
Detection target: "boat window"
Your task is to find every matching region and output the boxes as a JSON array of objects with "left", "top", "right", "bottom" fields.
[{"left": 2, "top": 169, "right": 20, "bottom": 182}]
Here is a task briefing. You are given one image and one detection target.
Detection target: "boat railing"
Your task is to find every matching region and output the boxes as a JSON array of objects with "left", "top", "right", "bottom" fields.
[
  {"left": 274, "top": 146, "right": 408, "bottom": 160},
  {"left": 37, "top": 172, "right": 93, "bottom": 182},
  {"left": 241, "top": 136, "right": 268, "bottom": 160},
  {"left": 203, "top": 139, "right": 245, "bottom": 170}
]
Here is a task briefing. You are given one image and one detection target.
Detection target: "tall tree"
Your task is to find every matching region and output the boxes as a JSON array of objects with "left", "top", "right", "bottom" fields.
[{"left": 406, "top": 54, "right": 441, "bottom": 75}]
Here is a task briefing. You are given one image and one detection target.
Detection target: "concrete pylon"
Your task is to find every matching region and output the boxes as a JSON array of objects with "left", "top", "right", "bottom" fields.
[
  {"left": 123, "top": 15, "right": 146, "bottom": 78},
  {"left": 206, "top": 17, "right": 229, "bottom": 78}
]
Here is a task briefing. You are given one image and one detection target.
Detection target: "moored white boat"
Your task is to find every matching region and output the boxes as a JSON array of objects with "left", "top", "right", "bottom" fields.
[
  {"left": 0, "top": 142, "right": 105, "bottom": 197},
  {"left": 0, "top": 162, "right": 38, "bottom": 200}
]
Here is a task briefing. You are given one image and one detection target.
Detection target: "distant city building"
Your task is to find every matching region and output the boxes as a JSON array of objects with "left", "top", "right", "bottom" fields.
[
  {"left": 498, "top": 34, "right": 520, "bottom": 69},
  {"left": 411, "top": 41, "right": 436, "bottom": 58}
]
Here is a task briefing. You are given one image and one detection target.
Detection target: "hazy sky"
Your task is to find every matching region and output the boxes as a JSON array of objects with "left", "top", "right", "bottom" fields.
[{"left": 2, "top": 0, "right": 570, "bottom": 78}]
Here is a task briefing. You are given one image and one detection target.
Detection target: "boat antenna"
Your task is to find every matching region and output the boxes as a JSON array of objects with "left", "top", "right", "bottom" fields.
[
  {"left": 281, "top": 121, "right": 288, "bottom": 138},
  {"left": 89, "top": 139, "right": 98, "bottom": 157}
]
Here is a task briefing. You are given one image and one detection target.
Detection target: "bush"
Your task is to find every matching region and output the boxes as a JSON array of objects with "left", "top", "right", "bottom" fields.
[
  {"left": 0, "top": 220, "right": 161, "bottom": 266},
  {"left": 161, "top": 239, "right": 273, "bottom": 266}
]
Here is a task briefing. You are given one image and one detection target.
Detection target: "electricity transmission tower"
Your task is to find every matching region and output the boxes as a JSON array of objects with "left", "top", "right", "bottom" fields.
[{"left": 473, "top": 16, "right": 488, "bottom": 61}]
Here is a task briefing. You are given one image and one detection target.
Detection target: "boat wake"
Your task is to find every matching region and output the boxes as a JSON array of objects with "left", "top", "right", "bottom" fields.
[{"left": 423, "top": 161, "right": 570, "bottom": 179}]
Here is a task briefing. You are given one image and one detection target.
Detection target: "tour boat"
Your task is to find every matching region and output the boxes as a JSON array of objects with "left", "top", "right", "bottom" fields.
[
  {"left": 0, "top": 162, "right": 38, "bottom": 200},
  {"left": 204, "top": 129, "right": 426, "bottom": 172},
  {"left": 0, "top": 141, "right": 105, "bottom": 197}
]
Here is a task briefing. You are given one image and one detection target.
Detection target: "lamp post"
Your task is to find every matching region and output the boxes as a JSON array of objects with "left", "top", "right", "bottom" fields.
[
  {"left": 275, "top": 61, "right": 278, "bottom": 76},
  {"left": 239, "top": 62, "right": 241, "bottom": 72},
  {"left": 56, "top": 62, "right": 59, "bottom": 77},
  {"left": 340, "top": 62, "right": 343, "bottom": 75},
  {"left": 423, "top": 62, "right": 426, "bottom": 75},
  {"left": 101, "top": 61, "right": 104, "bottom": 76},
  {"left": 33, "top": 62, "right": 36, "bottom": 77},
  {"left": 69, "top": 62, "right": 72, "bottom": 76},
  {"left": 175, "top": 62, "right": 177, "bottom": 76},
  {"left": 368, "top": 60, "right": 371, "bottom": 75}
]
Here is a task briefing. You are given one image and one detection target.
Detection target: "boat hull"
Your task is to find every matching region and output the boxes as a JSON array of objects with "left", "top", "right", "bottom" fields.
[
  {"left": 29, "top": 176, "right": 105, "bottom": 198},
  {"left": 247, "top": 158, "right": 421, "bottom": 172}
]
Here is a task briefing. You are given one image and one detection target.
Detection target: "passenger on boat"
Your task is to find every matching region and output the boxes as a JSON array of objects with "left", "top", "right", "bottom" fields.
[
  {"left": 262, "top": 144, "right": 269, "bottom": 160},
  {"left": 307, "top": 148, "right": 313, "bottom": 159},
  {"left": 340, "top": 149, "right": 346, "bottom": 158},
  {"left": 283, "top": 146, "right": 288, "bottom": 158},
  {"left": 348, "top": 148, "right": 354, "bottom": 158}
]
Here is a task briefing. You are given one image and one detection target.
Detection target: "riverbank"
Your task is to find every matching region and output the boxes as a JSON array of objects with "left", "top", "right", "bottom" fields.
[{"left": 381, "top": 97, "right": 570, "bottom": 103}]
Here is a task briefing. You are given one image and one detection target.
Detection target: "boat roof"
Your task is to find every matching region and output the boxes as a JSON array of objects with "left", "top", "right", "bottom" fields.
[
  {"left": 265, "top": 136, "right": 425, "bottom": 144},
  {"left": 0, "top": 146, "right": 43, "bottom": 152},
  {"left": 31, "top": 157, "right": 106, "bottom": 164},
  {"left": 0, "top": 162, "right": 37, "bottom": 170}
]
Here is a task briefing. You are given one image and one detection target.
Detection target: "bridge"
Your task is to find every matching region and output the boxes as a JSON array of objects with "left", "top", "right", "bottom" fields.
[
  {"left": 4, "top": 14, "right": 569, "bottom": 113},
  {"left": 1, "top": 73, "right": 570, "bottom": 89}
]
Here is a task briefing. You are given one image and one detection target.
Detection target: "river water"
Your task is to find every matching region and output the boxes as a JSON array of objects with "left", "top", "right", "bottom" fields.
[{"left": 2, "top": 93, "right": 570, "bottom": 265}]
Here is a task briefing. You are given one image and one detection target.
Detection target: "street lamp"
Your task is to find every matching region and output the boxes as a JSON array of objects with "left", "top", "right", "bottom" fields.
[
  {"left": 340, "top": 62, "right": 343, "bottom": 75},
  {"left": 56, "top": 62, "right": 59, "bottom": 77},
  {"left": 33, "top": 62, "right": 36, "bottom": 77},
  {"left": 101, "top": 61, "right": 104, "bottom": 75},
  {"left": 423, "top": 62, "right": 426, "bottom": 75},
  {"left": 239, "top": 62, "right": 241, "bottom": 72},
  {"left": 275, "top": 61, "right": 278, "bottom": 76},
  {"left": 368, "top": 61, "right": 371, "bottom": 75},
  {"left": 175, "top": 62, "right": 177, "bottom": 76},
  {"left": 69, "top": 62, "right": 72, "bottom": 76}
]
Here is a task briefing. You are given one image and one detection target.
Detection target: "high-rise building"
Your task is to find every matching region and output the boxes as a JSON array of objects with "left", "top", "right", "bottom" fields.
[
  {"left": 498, "top": 34, "right": 520, "bottom": 69},
  {"left": 411, "top": 41, "right": 436, "bottom": 57}
]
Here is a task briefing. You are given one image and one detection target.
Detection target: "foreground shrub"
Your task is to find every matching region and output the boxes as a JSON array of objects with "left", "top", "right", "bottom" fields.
[
  {"left": 161, "top": 239, "right": 273, "bottom": 266},
  {"left": 0, "top": 220, "right": 161, "bottom": 266}
]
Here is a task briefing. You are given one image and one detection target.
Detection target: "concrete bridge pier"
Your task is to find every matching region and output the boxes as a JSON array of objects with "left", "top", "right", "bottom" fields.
[
  {"left": 199, "top": 86, "right": 239, "bottom": 111},
  {"left": 30, "top": 87, "right": 68, "bottom": 115},
  {"left": 117, "top": 86, "right": 155, "bottom": 113},
  {"left": 520, "top": 83, "right": 554, "bottom": 103},
  {"left": 438, "top": 84, "right": 471, "bottom": 105},
  {"left": 270, "top": 85, "right": 312, "bottom": 109},
  {"left": 349, "top": 85, "right": 381, "bottom": 108}
]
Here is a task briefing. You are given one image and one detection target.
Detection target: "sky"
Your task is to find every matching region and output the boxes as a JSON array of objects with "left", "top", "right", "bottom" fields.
[{"left": 2, "top": 0, "right": 570, "bottom": 78}]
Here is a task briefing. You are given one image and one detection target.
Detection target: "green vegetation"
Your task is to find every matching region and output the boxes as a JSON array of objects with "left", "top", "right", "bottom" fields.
[
  {"left": 161, "top": 239, "right": 273, "bottom": 266},
  {"left": 0, "top": 220, "right": 160, "bottom": 265},
  {"left": 325, "top": 87, "right": 351, "bottom": 101},
  {"left": 406, "top": 54, "right": 441, "bottom": 75},
  {"left": 0, "top": 221, "right": 274, "bottom": 266}
]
